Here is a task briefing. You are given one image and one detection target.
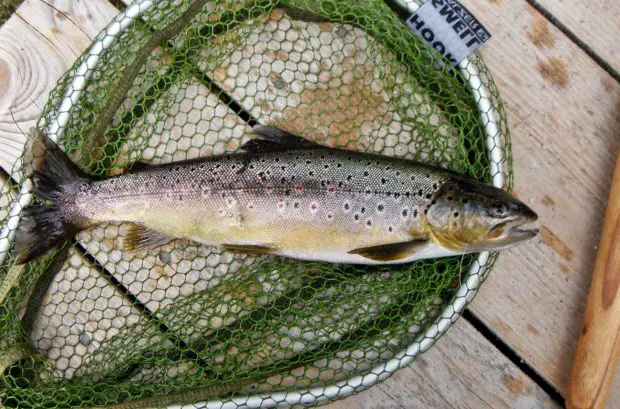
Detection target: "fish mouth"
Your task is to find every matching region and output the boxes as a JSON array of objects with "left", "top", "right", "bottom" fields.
[
  {"left": 483, "top": 214, "right": 539, "bottom": 250},
  {"left": 499, "top": 217, "right": 540, "bottom": 246}
]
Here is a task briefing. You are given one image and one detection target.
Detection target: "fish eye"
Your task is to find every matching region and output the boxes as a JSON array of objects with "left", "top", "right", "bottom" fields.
[{"left": 488, "top": 202, "right": 508, "bottom": 218}]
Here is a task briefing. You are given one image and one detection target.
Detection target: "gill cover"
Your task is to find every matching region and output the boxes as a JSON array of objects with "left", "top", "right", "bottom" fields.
[{"left": 426, "top": 178, "right": 538, "bottom": 252}]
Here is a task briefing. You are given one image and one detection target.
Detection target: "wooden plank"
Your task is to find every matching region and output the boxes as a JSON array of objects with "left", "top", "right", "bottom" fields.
[
  {"left": 326, "top": 318, "right": 560, "bottom": 409},
  {"left": 533, "top": 0, "right": 620, "bottom": 75},
  {"left": 0, "top": 0, "right": 118, "bottom": 174},
  {"left": 454, "top": 0, "right": 620, "bottom": 404}
]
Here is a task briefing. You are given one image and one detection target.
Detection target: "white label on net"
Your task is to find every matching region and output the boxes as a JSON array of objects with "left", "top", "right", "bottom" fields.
[{"left": 405, "top": 0, "right": 491, "bottom": 66}]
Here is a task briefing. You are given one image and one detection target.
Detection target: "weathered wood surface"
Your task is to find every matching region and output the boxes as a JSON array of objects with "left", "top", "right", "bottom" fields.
[
  {"left": 0, "top": 0, "right": 118, "bottom": 174},
  {"left": 459, "top": 0, "right": 620, "bottom": 406},
  {"left": 327, "top": 318, "right": 560, "bottom": 409},
  {"left": 536, "top": 0, "right": 620, "bottom": 75},
  {"left": 1, "top": 0, "right": 620, "bottom": 408}
]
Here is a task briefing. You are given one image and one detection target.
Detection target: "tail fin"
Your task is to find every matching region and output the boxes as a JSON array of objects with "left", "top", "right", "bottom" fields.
[
  {"left": 13, "top": 129, "right": 89, "bottom": 264},
  {"left": 14, "top": 204, "right": 79, "bottom": 263},
  {"left": 27, "top": 129, "right": 88, "bottom": 200}
]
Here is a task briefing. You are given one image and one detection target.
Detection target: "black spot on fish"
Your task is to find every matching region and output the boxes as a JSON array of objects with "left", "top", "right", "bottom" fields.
[
  {"left": 453, "top": 212, "right": 459, "bottom": 217},
  {"left": 388, "top": 226, "right": 393, "bottom": 232},
  {"left": 191, "top": 167, "right": 196, "bottom": 172},
  {"left": 366, "top": 219, "right": 373, "bottom": 227},
  {"left": 377, "top": 204, "right": 384, "bottom": 212},
  {"left": 306, "top": 160, "right": 311, "bottom": 164},
  {"left": 324, "top": 164, "right": 329, "bottom": 169},
  {"left": 337, "top": 163, "right": 342, "bottom": 168},
  {"left": 414, "top": 209, "right": 419, "bottom": 218},
  {"left": 338, "top": 181, "right": 344, "bottom": 188},
  {"left": 425, "top": 193, "right": 432, "bottom": 199},
  {"left": 294, "top": 202, "right": 300, "bottom": 209},
  {"left": 361, "top": 207, "right": 366, "bottom": 214},
  {"left": 354, "top": 214, "right": 360, "bottom": 220},
  {"left": 394, "top": 193, "right": 401, "bottom": 199},
  {"left": 405, "top": 192, "right": 411, "bottom": 197},
  {"left": 385, "top": 166, "right": 391, "bottom": 170},
  {"left": 381, "top": 178, "right": 386, "bottom": 184},
  {"left": 433, "top": 183, "right": 438, "bottom": 190},
  {"left": 176, "top": 178, "right": 180, "bottom": 184},
  {"left": 347, "top": 175, "right": 353, "bottom": 181},
  {"left": 281, "top": 166, "right": 286, "bottom": 170},
  {"left": 281, "top": 177, "right": 287, "bottom": 184},
  {"left": 364, "top": 171, "right": 369, "bottom": 176},
  {"left": 402, "top": 209, "right": 408, "bottom": 217},
  {"left": 309, "top": 171, "right": 314, "bottom": 176},
  {"left": 285, "top": 190, "right": 291, "bottom": 196},
  {"left": 418, "top": 189, "right": 423, "bottom": 196}
]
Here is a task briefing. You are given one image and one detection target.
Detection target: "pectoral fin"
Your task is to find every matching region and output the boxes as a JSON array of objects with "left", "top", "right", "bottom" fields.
[
  {"left": 221, "top": 244, "right": 276, "bottom": 255},
  {"left": 124, "top": 223, "right": 174, "bottom": 252},
  {"left": 429, "top": 229, "right": 465, "bottom": 252},
  {"left": 348, "top": 239, "right": 429, "bottom": 262}
]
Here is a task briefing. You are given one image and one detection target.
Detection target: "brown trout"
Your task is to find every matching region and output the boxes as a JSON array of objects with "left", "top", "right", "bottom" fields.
[{"left": 14, "top": 127, "right": 538, "bottom": 264}]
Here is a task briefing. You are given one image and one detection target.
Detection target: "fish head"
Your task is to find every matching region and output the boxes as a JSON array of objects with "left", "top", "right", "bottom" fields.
[{"left": 425, "top": 178, "right": 539, "bottom": 252}]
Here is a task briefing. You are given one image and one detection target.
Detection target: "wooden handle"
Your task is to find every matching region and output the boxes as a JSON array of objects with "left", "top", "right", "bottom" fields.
[{"left": 566, "top": 150, "right": 620, "bottom": 409}]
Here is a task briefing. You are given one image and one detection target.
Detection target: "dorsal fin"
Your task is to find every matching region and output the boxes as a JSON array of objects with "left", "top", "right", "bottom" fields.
[{"left": 241, "top": 125, "right": 321, "bottom": 153}]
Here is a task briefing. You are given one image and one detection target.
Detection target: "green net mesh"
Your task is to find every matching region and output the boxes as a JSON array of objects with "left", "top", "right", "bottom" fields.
[{"left": 0, "top": 0, "right": 511, "bottom": 407}]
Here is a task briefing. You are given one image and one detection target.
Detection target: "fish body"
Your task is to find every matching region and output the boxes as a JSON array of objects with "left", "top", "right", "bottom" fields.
[{"left": 14, "top": 127, "right": 538, "bottom": 264}]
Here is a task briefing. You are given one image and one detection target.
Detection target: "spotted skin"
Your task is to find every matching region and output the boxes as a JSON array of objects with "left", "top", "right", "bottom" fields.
[{"left": 60, "top": 148, "right": 450, "bottom": 264}]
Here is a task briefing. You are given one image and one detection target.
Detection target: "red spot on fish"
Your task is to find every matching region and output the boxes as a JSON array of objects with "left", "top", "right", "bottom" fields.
[
  {"left": 191, "top": 183, "right": 197, "bottom": 189},
  {"left": 295, "top": 185, "right": 303, "bottom": 192},
  {"left": 327, "top": 186, "right": 336, "bottom": 193},
  {"left": 202, "top": 189, "right": 210, "bottom": 197},
  {"left": 311, "top": 203, "right": 317, "bottom": 209},
  {"left": 266, "top": 185, "right": 274, "bottom": 192}
]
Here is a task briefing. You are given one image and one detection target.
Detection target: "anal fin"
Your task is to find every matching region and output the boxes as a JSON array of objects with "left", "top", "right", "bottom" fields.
[
  {"left": 124, "top": 223, "right": 173, "bottom": 252},
  {"left": 221, "top": 244, "right": 276, "bottom": 255},
  {"left": 348, "top": 239, "right": 429, "bottom": 262}
]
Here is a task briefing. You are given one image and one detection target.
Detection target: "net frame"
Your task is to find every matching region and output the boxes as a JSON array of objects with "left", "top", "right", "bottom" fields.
[{"left": 0, "top": 0, "right": 507, "bottom": 407}]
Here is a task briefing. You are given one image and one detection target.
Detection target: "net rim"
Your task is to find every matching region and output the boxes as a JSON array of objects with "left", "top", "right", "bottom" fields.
[{"left": 0, "top": 0, "right": 505, "bottom": 407}]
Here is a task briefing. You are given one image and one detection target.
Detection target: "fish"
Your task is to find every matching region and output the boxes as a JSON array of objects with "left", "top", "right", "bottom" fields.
[{"left": 13, "top": 126, "right": 539, "bottom": 265}]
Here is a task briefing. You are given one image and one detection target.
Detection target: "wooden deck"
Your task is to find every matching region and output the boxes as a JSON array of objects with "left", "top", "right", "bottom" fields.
[{"left": 0, "top": 0, "right": 619, "bottom": 408}]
